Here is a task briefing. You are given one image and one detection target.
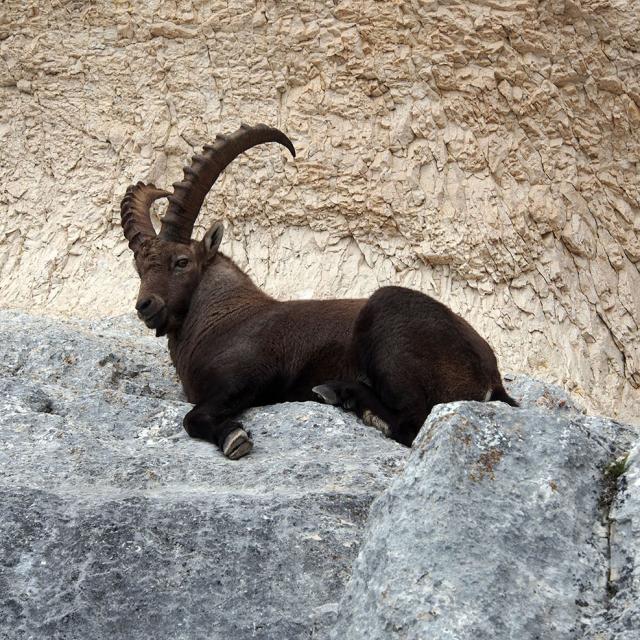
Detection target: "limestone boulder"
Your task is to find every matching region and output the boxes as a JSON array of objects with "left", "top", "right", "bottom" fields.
[
  {"left": 0, "top": 311, "right": 638, "bottom": 639},
  {"left": 333, "top": 399, "right": 638, "bottom": 639},
  {"left": 0, "top": 311, "right": 407, "bottom": 639}
]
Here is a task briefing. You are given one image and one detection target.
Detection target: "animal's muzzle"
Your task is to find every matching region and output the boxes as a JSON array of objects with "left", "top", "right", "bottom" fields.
[{"left": 135, "top": 294, "right": 167, "bottom": 330}]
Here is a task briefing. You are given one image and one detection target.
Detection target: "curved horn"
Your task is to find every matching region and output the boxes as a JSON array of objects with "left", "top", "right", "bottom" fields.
[
  {"left": 120, "top": 182, "right": 170, "bottom": 254},
  {"left": 159, "top": 123, "right": 296, "bottom": 245}
]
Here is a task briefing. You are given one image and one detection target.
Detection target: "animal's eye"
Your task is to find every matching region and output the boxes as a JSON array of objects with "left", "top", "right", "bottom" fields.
[{"left": 175, "top": 258, "right": 189, "bottom": 269}]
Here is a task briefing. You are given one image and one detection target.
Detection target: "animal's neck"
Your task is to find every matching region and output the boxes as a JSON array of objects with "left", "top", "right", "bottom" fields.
[
  {"left": 167, "top": 253, "right": 272, "bottom": 356},
  {"left": 200, "top": 253, "right": 270, "bottom": 305}
]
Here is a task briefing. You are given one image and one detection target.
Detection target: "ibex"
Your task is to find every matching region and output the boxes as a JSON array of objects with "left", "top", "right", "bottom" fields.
[{"left": 121, "top": 124, "right": 517, "bottom": 459}]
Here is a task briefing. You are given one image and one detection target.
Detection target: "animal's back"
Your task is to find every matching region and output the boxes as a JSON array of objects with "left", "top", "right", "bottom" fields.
[
  {"left": 261, "top": 297, "right": 366, "bottom": 400},
  {"left": 171, "top": 277, "right": 365, "bottom": 404},
  {"left": 355, "top": 286, "right": 504, "bottom": 411}
]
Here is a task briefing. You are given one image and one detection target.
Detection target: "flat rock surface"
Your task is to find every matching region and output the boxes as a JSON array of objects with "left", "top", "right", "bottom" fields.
[{"left": 0, "top": 311, "right": 407, "bottom": 639}]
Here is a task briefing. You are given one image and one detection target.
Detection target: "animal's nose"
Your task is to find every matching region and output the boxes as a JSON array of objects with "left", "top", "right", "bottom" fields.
[
  {"left": 136, "top": 297, "right": 153, "bottom": 313},
  {"left": 135, "top": 294, "right": 163, "bottom": 319}
]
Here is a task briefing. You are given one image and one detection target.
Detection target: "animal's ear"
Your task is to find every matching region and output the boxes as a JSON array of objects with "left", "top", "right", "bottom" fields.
[{"left": 203, "top": 222, "right": 224, "bottom": 257}]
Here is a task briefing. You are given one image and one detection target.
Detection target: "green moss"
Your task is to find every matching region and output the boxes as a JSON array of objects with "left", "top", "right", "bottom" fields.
[{"left": 605, "top": 454, "right": 630, "bottom": 480}]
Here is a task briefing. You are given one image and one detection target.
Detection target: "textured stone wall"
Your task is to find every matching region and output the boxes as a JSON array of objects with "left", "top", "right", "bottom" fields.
[{"left": 0, "top": 0, "right": 638, "bottom": 421}]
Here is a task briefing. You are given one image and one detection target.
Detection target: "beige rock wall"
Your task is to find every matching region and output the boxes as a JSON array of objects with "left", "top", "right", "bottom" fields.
[{"left": 1, "top": 0, "right": 638, "bottom": 421}]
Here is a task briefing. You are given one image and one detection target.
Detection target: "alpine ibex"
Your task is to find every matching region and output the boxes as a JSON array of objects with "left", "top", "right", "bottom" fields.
[{"left": 120, "top": 123, "right": 516, "bottom": 459}]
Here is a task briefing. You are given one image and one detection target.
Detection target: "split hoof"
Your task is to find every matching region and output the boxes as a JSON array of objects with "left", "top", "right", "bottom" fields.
[
  {"left": 362, "top": 409, "right": 391, "bottom": 437},
  {"left": 313, "top": 383, "right": 356, "bottom": 410},
  {"left": 222, "top": 428, "right": 253, "bottom": 460},
  {"left": 312, "top": 384, "right": 339, "bottom": 405}
]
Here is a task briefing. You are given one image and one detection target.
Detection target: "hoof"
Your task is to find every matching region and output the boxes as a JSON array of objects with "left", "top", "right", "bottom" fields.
[
  {"left": 222, "top": 428, "right": 253, "bottom": 460},
  {"left": 312, "top": 384, "right": 339, "bottom": 405},
  {"left": 362, "top": 409, "right": 391, "bottom": 437}
]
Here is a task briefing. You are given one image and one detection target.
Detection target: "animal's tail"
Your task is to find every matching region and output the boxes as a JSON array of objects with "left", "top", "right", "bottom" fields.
[{"left": 490, "top": 385, "right": 519, "bottom": 407}]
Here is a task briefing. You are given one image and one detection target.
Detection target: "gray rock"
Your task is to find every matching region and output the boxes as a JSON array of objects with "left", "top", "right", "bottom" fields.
[
  {"left": 2, "top": 310, "right": 638, "bottom": 640},
  {"left": 0, "top": 311, "right": 406, "bottom": 639},
  {"left": 333, "top": 400, "right": 638, "bottom": 640},
  {"left": 0, "top": 312, "right": 183, "bottom": 403},
  {"left": 503, "top": 372, "right": 586, "bottom": 414},
  {"left": 588, "top": 442, "right": 640, "bottom": 639}
]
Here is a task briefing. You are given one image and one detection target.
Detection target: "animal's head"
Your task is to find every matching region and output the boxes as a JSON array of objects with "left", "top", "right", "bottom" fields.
[{"left": 120, "top": 124, "right": 295, "bottom": 336}]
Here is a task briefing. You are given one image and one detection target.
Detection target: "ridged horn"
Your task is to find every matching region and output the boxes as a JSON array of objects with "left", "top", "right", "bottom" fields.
[
  {"left": 159, "top": 123, "right": 296, "bottom": 245},
  {"left": 120, "top": 182, "right": 170, "bottom": 254}
]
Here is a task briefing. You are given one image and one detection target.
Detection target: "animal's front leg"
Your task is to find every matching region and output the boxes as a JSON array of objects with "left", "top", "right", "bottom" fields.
[{"left": 183, "top": 403, "right": 253, "bottom": 460}]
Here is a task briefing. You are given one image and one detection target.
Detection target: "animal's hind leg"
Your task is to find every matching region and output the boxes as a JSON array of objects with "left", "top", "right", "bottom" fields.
[
  {"left": 313, "top": 380, "right": 397, "bottom": 440},
  {"left": 366, "top": 371, "right": 433, "bottom": 447},
  {"left": 183, "top": 402, "right": 253, "bottom": 460}
]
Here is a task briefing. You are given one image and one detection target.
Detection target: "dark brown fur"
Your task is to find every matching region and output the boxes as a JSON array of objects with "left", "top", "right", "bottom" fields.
[
  {"left": 123, "top": 123, "right": 517, "bottom": 459},
  {"left": 318, "top": 286, "right": 518, "bottom": 446},
  {"left": 133, "top": 233, "right": 367, "bottom": 457},
  {"left": 133, "top": 235, "right": 516, "bottom": 456}
]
